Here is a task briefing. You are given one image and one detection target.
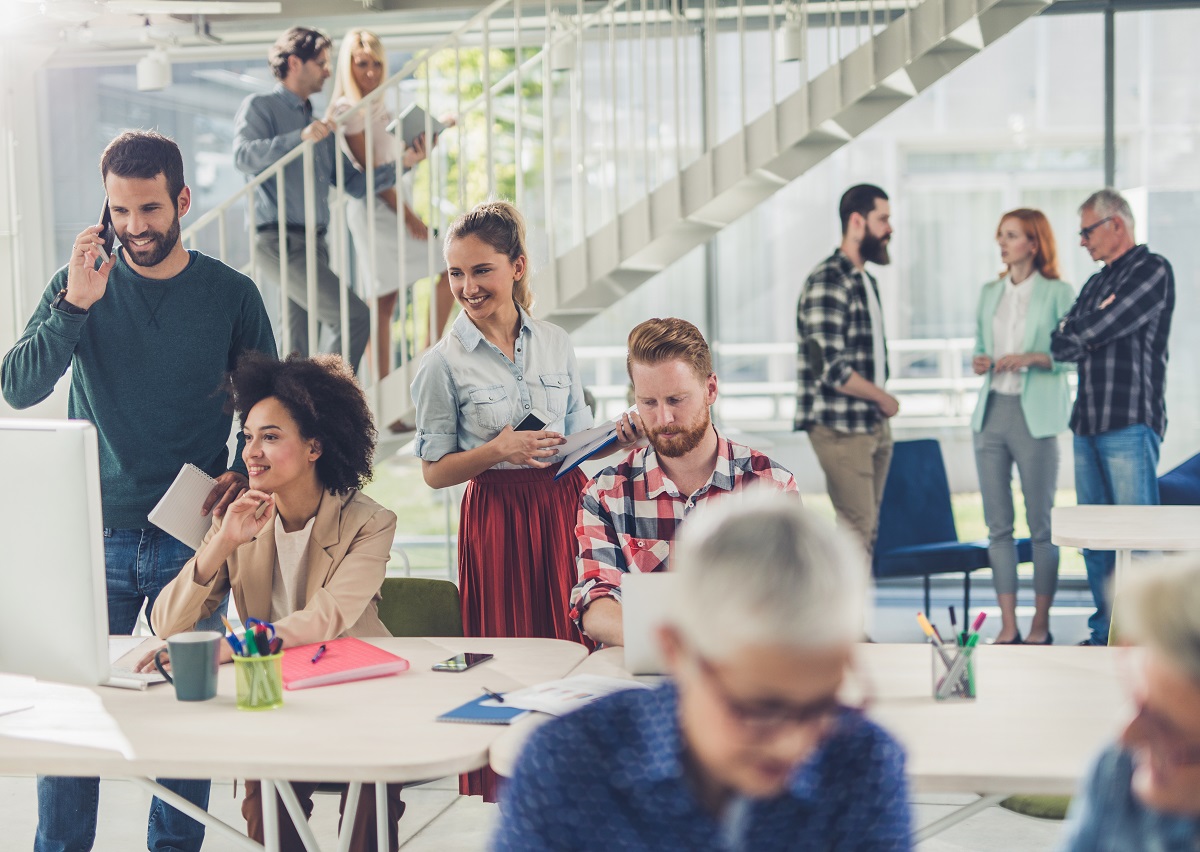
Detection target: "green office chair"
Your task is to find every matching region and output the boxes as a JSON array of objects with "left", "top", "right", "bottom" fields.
[
  {"left": 376, "top": 577, "right": 463, "bottom": 638},
  {"left": 313, "top": 578, "right": 464, "bottom": 803}
]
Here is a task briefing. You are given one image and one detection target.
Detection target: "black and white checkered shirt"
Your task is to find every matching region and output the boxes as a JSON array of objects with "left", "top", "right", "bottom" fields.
[
  {"left": 794, "top": 249, "right": 889, "bottom": 433},
  {"left": 1050, "top": 244, "right": 1174, "bottom": 438}
]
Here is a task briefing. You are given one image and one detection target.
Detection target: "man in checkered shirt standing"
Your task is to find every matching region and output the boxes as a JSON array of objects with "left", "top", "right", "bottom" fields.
[
  {"left": 1051, "top": 188, "right": 1175, "bottom": 647},
  {"left": 795, "top": 184, "right": 899, "bottom": 558},
  {"left": 569, "top": 318, "right": 799, "bottom": 647}
]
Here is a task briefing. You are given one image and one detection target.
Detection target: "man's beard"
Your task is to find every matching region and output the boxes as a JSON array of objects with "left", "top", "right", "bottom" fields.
[
  {"left": 119, "top": 214, "right": 181, "bottom": 268},
  {"left": 647, "top": 407, "right": 712, "bottom": 458},
  {"left": 861, "top": 230, "right": 890, "bottom": 266}
]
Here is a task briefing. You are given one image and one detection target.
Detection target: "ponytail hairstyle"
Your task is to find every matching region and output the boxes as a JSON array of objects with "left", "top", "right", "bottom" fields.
[
  {"left": 443, "top": 200, "right": 533, "bottom": 313},
  {"left": 996, "top": 208, "right": 1061, "bottom": 280}
]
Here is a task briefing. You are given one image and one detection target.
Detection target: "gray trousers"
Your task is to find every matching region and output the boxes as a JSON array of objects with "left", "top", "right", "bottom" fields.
[
  {"left": 973, "top": 392, "right": 1059, "bottom": 596},
  {"left": 254, "top": 230, "right": 370, "bottom": 372}
]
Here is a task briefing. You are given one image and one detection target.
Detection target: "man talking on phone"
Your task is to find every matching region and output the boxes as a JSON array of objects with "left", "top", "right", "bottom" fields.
[{"left": 2, "top": 130, "right": 276, "bottom": 852}]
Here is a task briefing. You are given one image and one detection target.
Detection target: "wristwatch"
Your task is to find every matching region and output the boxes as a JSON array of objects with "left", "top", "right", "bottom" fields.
[{"left": 51, "top": 289, "right": 88, "bottom": 315}]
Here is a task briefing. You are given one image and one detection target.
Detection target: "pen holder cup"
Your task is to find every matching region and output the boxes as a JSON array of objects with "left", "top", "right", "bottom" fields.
[
  {"left": 234, "top": 652, "right": 284, "bottom": 711},
  {"left": 931, "top": 643, "right": 977, "bottom": 701}
]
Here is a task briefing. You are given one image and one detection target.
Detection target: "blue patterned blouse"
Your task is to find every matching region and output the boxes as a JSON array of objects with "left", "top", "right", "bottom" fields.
[{"left": 491, "top": 683, "right": 912, "bottom": 851}]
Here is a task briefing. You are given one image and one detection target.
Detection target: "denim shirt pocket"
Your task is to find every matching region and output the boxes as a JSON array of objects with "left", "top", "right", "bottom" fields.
[
  {"left": 539, "top": 372, "right": 571, "bottom": 418},
  {"left": 467, "top": 384, "right": 511, "bottom": 431}
]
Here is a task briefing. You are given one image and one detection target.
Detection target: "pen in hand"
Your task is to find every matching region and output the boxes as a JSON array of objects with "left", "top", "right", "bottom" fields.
[{"left": 481, "top": 687, "right": 505, "bottom": 703}]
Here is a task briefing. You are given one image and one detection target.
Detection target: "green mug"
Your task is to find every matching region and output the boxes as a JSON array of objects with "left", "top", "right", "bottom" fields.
[
  {"left": 234, "top": 652, "right": 284, "bottom": 711},
  {"left": 154, "top": 631, "right": 221, "bottom": 701}
]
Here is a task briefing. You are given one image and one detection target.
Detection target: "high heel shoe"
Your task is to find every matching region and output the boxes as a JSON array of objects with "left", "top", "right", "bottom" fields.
[{"left": 992, "top": 631, "right": 1023, "bottom": 645}]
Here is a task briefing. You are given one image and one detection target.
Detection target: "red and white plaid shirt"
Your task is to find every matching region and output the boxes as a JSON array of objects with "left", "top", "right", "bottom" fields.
[{"left": 569, "top": 434, "right": 799, "bottom": 628}]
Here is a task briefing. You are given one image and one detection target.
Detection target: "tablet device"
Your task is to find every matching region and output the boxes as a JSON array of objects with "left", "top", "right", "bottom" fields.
[{"left": 386, "top": 104, "right": 448, "bottom": 151}]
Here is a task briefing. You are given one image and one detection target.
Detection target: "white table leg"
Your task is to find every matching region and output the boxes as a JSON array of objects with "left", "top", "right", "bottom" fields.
[
  {"left": 129, "top": 777, "right": 262, "bottom": 852},
  {"left": 276, "top": 779, "right": 324, "bottom": 852},
  {"left": 338, "top": 782, "right": 363, "bottom": 852},
  {"left": 1109, "top": 548, "right": 1134, "bottom": 646},
  {"left": 262, "top": 779, "right": 281, "bottom": 852},
  {"left": 376, "top": 780, "right": 388, "bottom": 852},
  {"left": 912, "top": 793, "right": 1008, "bottom": 842}
]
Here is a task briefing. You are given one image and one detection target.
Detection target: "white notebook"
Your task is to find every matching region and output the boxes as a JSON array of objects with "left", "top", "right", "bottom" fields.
[{"left": 147, "top": 464, "right": 216, "bottom": 551}]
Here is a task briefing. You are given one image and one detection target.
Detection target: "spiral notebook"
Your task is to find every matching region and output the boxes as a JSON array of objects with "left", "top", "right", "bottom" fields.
[
  {"left": 437, "top": 694, "right": 530, "bottom": 725},
  {"left": 147, "top": 464, "right": 217, "bottom": 550},
  {"left": 281, "top": 637, "right": 410, "bottom": 690}
]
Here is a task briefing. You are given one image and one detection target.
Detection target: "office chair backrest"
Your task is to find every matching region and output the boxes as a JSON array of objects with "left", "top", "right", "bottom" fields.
[
  {"left": 1159, "top": 452, "right": 1200, "bottom": 505},
  {"left": 874, "top": 439, "right": 959, "bottom": 557},
  {"left": 377, "top": 577, "right": 464, "bottom": 637}
]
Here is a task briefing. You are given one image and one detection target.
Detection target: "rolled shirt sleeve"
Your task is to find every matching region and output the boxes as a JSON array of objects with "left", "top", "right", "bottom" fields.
[{"left": 411, "top": 350, "right": 461, "bottom": 463}]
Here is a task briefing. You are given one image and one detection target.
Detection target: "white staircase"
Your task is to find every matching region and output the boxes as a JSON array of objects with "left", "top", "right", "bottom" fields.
[{"left": 180, "top": 0, "right": 1051, "bottom": 434}]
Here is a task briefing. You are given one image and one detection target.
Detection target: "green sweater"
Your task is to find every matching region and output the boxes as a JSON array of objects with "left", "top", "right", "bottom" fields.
[{"left": 2, "top": 250, "right": 277, "bottom": 530}]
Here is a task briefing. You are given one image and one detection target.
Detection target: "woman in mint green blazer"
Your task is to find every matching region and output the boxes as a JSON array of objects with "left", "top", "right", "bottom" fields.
[{"left": 971, "top": 209, "right": 1075, "bottom": 646}]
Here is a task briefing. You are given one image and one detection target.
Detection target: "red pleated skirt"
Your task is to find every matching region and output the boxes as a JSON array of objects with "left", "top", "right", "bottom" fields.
[{"left": 456, "top": 464, "right": 589, "bottom": 802}]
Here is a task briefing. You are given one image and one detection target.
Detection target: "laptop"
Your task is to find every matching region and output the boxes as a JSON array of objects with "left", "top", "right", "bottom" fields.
[{"left": 621, "top": 572, "right": 680, "bottom": 676}]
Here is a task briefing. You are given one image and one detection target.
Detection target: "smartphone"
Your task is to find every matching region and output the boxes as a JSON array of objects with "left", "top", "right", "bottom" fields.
[
  {"left": 515, "top": 411, "right": 547, "bottom": 431},
  {"left": 431, "top": 653, "right": 494, "bottom": 672},
  {"left": 97, "top": 199, "right": 116, "bottom": 264}
]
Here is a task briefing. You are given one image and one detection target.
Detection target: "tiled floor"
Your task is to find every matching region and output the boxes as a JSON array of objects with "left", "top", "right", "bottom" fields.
[{"left": 1, "top": 586, "right": 1100, "bottom": 850}]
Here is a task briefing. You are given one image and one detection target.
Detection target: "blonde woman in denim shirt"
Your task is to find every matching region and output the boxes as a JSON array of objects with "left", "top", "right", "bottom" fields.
[{"left": 410, "top": 201, "right": 638, "bottom": 800}]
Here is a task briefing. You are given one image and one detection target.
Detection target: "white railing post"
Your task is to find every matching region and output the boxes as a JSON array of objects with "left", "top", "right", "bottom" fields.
[
  {"left": 576, "top": 0, "right": 587, "bottom": 239},
  {"left": 276, "top": 175, "right": 290, "bottom": 356},
  {"left": 608, "top": 2, "right": 618, "bottom": 221},
  {"left": 301, "top": 146, "right": 320, "bottom": 360},
  {"left": 514, "top": 0, "right": 525, "bottom": 210},
  {"left": 542, "top": 0, "right": 558, "bottom": 268},
  {"left": 424, "top": 59, "right": 437, "bottom": 351},
  {"left": 483, "top": 17, "right": 494, "bottom": 198},
  {"left": 334, "top": 126, "right": 353, "bottom": 374}
]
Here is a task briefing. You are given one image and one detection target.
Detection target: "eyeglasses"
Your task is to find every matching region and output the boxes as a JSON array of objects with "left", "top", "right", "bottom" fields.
[
  {"left": 692, "top": 652, "right": 848, "bottom": 737},
  {"left": 1079, "top": 216, "right": 1114, "bottom": 241},
  {"left": 1129, "top": 699, "right": 1200, "bottom": 768}
]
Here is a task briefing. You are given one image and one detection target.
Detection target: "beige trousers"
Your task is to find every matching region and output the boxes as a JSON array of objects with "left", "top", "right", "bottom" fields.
[{"left": 808, "top": 420, "right": 894, "bottom": 558}]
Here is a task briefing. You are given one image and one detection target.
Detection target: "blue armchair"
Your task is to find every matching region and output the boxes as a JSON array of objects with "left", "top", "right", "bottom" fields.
[
  {"left": 873, "top": 438, "right": 1033, "bottom": 616},
  {"left": 1158, "top": 452, "right": 1200, "bottom": 505}
]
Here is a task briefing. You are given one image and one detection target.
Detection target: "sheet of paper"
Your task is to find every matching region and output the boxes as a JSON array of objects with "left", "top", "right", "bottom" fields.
[
  {"left": 551, "top": 405, "right": 637, "bottom": 476},
  {"left": 500, "top": 674, "right": 649, "bottom": 717},
  {"left": 0, "top": 675, "right": 134, "bottom": 758}
]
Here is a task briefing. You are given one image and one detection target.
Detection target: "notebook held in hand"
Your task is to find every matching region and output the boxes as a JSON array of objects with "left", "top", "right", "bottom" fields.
[{"left": 281, "top": 637, "right": 409, "bottom": 690}]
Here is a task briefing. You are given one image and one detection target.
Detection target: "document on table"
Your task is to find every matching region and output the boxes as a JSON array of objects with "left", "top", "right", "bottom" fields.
[
  {"left": 0, "top": 674, "right": 134, "bottom": 758},
  {"left": 499, "top": 674, "right": 649, "bottom": 717}
]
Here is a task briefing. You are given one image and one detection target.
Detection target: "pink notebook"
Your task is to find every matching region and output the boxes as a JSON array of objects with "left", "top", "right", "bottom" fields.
[{"left": 281, "top": 637, "right": 410, "bottom": 690}]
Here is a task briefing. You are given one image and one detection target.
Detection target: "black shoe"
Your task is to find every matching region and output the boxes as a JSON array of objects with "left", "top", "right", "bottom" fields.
[
  {"left": 1026, "top": 633, "right": 1053, "bottom": 646},
  {"left": 992, "top": 631, "right": 1023, "bottom": 645},
  {"left": 1076, "top": 637, "right": 1102, "bottom": 647}
]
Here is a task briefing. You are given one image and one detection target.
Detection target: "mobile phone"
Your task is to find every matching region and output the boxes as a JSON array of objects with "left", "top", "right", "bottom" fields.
[
  {"left": 97, "top": 199, "right": 116, "bottom": 264},
  {"left": 431, "top": 652, "right": 494, "bottom": 672},
  {"left": 515, "top": 411, "right": 547, "bottom": 431}
]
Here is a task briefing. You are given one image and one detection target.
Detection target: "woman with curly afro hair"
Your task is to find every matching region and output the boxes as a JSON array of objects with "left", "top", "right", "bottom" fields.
[{"left": 147, "top": 351, "right": 405, "bottom": 851}]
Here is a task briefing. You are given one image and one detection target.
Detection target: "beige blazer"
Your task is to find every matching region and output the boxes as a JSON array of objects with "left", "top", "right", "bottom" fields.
[{"left": 152, "top": 489, "right": 396, "bottom": 645}]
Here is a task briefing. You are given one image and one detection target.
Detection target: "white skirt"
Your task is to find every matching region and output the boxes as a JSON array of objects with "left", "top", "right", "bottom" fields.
[{"left": 345, "top": 194, "right": 445, "bottom": 299}]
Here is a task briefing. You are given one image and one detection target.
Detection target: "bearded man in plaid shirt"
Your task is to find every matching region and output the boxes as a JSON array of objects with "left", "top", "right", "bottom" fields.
[
  {"left": 569, "top": 318, "right": 798, "bottom": 647},
  {"left": 795, "top": 184, "right": 899, "bottom": 558}
]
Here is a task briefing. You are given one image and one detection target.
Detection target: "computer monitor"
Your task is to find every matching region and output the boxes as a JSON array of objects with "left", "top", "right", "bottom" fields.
[{"left": 0, "top": 419, "right": 110, "bottom": 685}]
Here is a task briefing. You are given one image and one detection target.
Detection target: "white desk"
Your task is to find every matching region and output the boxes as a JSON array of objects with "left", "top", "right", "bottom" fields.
[
  {"left": 490, "top": 644, "right": 1127, "bottom": 841},
  {"left": 0, "top": 637, "right": 587, "bottom": 852},
  {"left": 1052, "top": 505, "right": 1200, "bottom": 578}
]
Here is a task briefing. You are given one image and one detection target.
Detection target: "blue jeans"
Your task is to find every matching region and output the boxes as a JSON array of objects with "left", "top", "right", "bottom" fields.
[
  {"left": 36, "top": 528, "right": 226, "bottom": 852},
  {"left": 1074, "top": 425, "right": 1161, "bottom": 645}
]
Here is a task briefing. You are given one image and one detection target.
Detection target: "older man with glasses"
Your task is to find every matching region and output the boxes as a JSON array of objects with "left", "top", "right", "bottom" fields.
[
  {"left": 493, "top": 492, "right": 911, "bottom": 851},
  {"left": 1050, "top": 188, "right": 1175, "bottom": 647},
  {"left": 1058, "top": 558, "right": 1200, "bottom": 850}
]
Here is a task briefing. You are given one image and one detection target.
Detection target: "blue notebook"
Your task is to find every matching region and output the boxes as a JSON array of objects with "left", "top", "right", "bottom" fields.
[{"left": 437, "top": 694, "right": 530, "bottom": 725}]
